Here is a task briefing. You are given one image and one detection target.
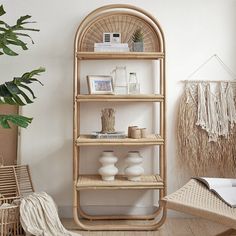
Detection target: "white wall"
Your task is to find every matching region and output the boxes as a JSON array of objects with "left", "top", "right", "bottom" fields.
[{"left": 2, "top": 0, "right": 236, "bottom": 217}]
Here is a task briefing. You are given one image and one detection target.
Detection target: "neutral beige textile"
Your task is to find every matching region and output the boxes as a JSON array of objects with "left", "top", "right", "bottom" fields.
[
  {"left": 20, "top": 192, "right": 81, "bottom": 236},
  {"left": 162, "top": 179, "right": 236, "bottom": 229},
  {"left": 177, "top": 82, "right": 236, "bottom": 176}
]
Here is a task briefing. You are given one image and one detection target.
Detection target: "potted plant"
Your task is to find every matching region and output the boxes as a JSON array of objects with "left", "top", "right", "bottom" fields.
[
  {"left": 0, "top": 5, "right": 45, "bottom": 129},
  {"left": 131, "top": 28, "right": 144, "bottom": 52}
]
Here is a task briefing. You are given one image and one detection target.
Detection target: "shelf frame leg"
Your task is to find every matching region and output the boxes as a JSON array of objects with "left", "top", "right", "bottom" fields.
[
  {"left": 73, "top": 189, "right": 166, "bottom": 231},
  {"left": 73, "top": 189, "right": 167, "bottom": 231}
]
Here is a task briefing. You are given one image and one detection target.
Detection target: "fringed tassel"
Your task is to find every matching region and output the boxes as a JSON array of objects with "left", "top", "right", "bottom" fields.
[
  {"left": 177, "top": 82, "right": 236, "bottom": 177},
  {"left": 226, "top": 83, "right": 236, "bottom": 130},
  {"left": 218, "top": 83, "right": 229, "bottom": 138},
  {"left": 196, "top": 83, "right": 208, "bottom": 130},
  {"left": 205, "top": 83, "right": 218, "bottom": 142}
]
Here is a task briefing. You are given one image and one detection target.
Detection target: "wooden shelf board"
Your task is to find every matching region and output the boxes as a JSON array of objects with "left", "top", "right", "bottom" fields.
[
  {"left": 76, "top": 94, "right": 164, "bottom": 102},
  {"left": 76, "top": 52, "right": 164, "bottom": 60},
  {"left": 76, "top": 134, "right": 164, "bottom": 146},
  {"left": 76, "top": 174, "right": 164, "bottom": 190}
]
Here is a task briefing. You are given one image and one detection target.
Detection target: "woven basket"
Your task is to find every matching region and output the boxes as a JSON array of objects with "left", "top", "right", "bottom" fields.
[
  {"left": 0, "top": 165, "right": 34, "bottom": 236},
  {"left": 0, "top": 197, "right": 24, "bottom": 236}
]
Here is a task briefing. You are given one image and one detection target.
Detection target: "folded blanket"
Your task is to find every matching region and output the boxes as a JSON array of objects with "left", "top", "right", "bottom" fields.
[{"left": 20, "top": 192, "right": 81, "bottom": 236}]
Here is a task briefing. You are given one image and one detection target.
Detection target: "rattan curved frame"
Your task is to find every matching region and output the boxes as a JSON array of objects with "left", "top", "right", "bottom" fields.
[
  {"left": 75, "top": 5, "right": 165, "bottom": 53},
  {"left": 73, "top": 4, "right": 166, "bottom": 231},
  {"left": 79, "top": 12, "right": 160, "bottom": 52}
]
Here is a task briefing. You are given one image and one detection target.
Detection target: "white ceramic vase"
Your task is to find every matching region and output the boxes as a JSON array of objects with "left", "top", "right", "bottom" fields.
[
  {"left": 124, "top": 151, "right": 144, "bottom": 181},
  {"left": 98, "top": 151, "right": 118, "bottom": 181}
]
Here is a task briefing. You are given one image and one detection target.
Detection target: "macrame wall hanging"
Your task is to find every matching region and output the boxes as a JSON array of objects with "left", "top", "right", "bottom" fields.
[{"left": 177, "top": 55, "right": 236, "bottom": 176}]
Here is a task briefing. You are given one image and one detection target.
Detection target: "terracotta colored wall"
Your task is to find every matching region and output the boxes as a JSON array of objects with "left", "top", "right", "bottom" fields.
[{"left": 0, "top": 105, "right": 18, "bottom": 165}]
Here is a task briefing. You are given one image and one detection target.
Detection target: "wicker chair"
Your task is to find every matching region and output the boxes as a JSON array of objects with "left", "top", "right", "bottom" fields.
[
  {"left": 0, "top": 165, "right": 34, "bottom": 236},
  {"left": 162, "top": 179, "right": 236, "bottom": 236}
]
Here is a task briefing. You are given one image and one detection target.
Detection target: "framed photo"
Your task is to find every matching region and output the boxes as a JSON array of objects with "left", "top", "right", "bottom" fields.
[{"left": 87, "top": 75, "right": 114, "bottom": 94}]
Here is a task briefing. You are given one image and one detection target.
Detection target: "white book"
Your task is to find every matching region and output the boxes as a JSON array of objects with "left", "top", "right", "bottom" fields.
[
  {"left": 94, "top": 47, "right": 129, "bottom": 52},
  {"left": 193, "top": 177, "right": 236, "bottom": 207},
  {"left": 94, "top": 43, "right": 129, "bottom": 48},
  {"left": 94, "top": 43, "right": 129, "bottom": 52}
]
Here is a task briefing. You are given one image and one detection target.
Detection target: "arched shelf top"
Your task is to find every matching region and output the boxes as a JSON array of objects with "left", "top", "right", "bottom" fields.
[{"left": 75, "top": 4, "right": 165, "bottom": 55}]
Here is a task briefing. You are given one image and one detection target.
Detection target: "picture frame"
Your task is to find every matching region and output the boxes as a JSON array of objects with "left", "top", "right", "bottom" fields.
[{"left": 87, "top": 75, "right": 114, "bottom": 94}]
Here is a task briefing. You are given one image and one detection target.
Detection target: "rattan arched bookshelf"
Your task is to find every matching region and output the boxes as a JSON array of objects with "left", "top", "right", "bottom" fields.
[{"left": 73, "top": 4, "right": 166, "bottom": 230}]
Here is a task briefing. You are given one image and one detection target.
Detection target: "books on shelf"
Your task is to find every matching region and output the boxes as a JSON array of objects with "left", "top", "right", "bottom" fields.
[
  {"left": 91, "top": 131, "right": 126, "bottom": 139},
  {"left": 94, "top": 43, "right": 129, "bottom": 52},
  {"left": 194, "top": 177, "right": 236, "bottom": 207}
]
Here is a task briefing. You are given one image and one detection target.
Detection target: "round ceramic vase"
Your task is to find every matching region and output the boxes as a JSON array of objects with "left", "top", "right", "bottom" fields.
[
  {"left": 98, "top": 151, "right": 118, "bottom": 181},
  {"left": 124, "top": 151, "right": 144, "bottom": 181}
]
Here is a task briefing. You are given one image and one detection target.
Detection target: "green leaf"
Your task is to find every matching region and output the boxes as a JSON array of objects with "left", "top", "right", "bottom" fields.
[
  {"left": 16, "top": 15, "right": 32, "bottom": 25},
  {"left": 19, "top": 90, "right": 33, "bottom": 104},
  {"left": 0, "top": 5, "right": 6, "bottom": 17},
  {"left": 15, "top": 32, "right": 34, "bottom": 44},
  {"left": 0, "top": 9, "right": 39, "bottom": 56},
  {"left": 2, "top": 45, "right": 18, "bottom": 56},
  {"left": 15, "top": 27, "right": 39, "bottom": 32},
  {"left": 0, "top": 118, "right": 10, "bottom": 128},
  {"left": 0, "top": 114, "right": 32, "bottom": 129},
  {"left": 5, "top": 81, "right": 22, "bottom": 95},
  {"left": 0, "top": 21, "right": 10, "bottom": 28},
  {"left": 0, "top": 26, "right": 7, "bottom": 31},
  {"left": 1, "top": 97, "right": 16, "bottom": 105},
  {"left": 11, "top": 94, "right": 25, "bottom": 105},
  {"left": 21, "top": 67, "right": 45, "bottom": 85},
  {"left": 6, "top": 39, "right": 28, "bottom": 50},
  {"left": 0, "top": 84, "right": 12, "bottom": 97},
  {"left": 18, "top": 84, "right": 36, "bottom": 99},
  {"left": 0, "top": 68, "right": 45, "bottom": 105}
]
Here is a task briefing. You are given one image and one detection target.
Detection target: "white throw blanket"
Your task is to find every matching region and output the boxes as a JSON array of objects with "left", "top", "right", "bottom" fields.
[{"left": 20, "top": 192, "right": 81, "bottom": 236}]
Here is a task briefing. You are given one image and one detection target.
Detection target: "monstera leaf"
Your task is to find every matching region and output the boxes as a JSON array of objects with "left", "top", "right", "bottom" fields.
[
  {"left": 0, "top": 114, "right": 32, "bottom": 128},
  {"left": 0, "top": 5, "right": 39, "bottom": 56},
  {"left": 0, "top": 67, "right": 45, "bottom": 128},
  {"left": 0, "top": 68, "right": 45, "bottom": 105}
]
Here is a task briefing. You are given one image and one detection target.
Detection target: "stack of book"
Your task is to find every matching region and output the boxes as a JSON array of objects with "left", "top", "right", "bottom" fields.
[
  {"left": 94, "top": 43, "right": 129, "bottom": 52},
  {"left": 91, "top": 131, "right": 126, "bottom": 139}
]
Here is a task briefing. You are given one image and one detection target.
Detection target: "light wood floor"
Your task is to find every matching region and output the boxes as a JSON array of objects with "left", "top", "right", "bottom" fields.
[{"left": 62, "top": 218, "right": 230, "bottom": 236}]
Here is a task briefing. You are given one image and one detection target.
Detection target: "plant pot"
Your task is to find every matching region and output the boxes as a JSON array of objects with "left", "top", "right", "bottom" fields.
[{"left": 133, "top": 42, "right": 144, "bottom": 52}]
